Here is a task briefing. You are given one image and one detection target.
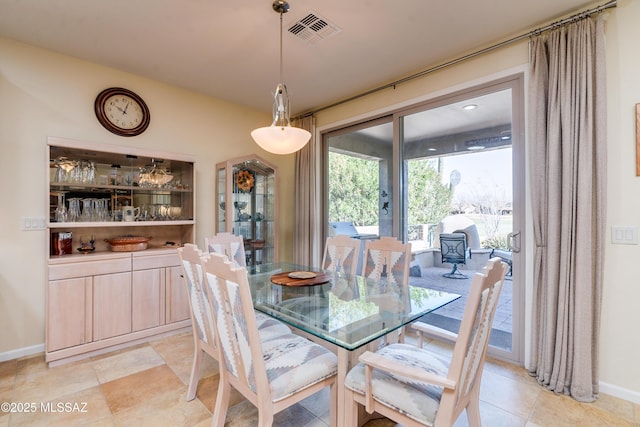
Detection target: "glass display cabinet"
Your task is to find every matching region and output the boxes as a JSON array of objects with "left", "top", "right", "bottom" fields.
[
  {"left": 45, "top": 137, "right": 195, "bottom": 365},
  {"left": 216, "top": 155, "right": 277, "bottom": 265},
  {"left": 47, "top": 137, "right": 195, "bottom": 254}
]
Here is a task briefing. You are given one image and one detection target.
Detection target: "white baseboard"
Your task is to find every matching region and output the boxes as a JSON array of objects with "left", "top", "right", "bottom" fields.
[
  {"left": 599, "top": 381, "right": 640, "bottom": 404},
  {"left": 0, "top": 343, "right": 45, "bottom": 362}
]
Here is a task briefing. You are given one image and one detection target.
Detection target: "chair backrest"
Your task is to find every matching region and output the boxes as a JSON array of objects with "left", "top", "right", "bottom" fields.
[
  {"left": 204, "top": 232, "right": 246, "bottom": 267},
  {"left": 439, "top": 233, "right": 467, "bottom": 264},
  {"left": 177, "top": 243, "right": 216, "bottom": 349},
  {"left": 321, "top": 234, "right": 361, "bottom": 276},
  {"left": 361, "top": 236, "right": 412, "bottom": 289},
  {"left": 442, "top": 257, "right": 508, "bottom": 418},
  {"left": 200, "top": 252, "right": 271, "bottom": 400}
]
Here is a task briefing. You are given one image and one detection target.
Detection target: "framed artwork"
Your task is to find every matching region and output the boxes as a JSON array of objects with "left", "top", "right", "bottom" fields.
[{"left": 637, "top": 104, "right": 640, "bottom": 176}]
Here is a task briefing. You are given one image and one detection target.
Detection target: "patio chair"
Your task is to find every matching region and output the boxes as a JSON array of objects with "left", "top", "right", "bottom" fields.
[
  {"left": 178, "top": 243, "right": 290, "bottom": 401},
  {"left": 322, "top": 234, "right": 361, "bottom": 276},
  {"left": 490, "top": 248, "right": 513, "bottom": 276},
  {"left": 345, "top": 257, "right": 508, "bottom": 427},
  {"left": 204, "top": 232, "right": 246, "bottom": 267},
  {"left": 439, "top": 233, "right": 468, "bottom": 279},
  {"left": 201, "top": 252, "right": 338, "bottom": 427}
]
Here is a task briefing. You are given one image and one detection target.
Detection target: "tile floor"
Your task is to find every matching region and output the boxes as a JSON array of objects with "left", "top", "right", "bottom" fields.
[{"left": 1, "top": 331, "right": 638, "bottom": 426}]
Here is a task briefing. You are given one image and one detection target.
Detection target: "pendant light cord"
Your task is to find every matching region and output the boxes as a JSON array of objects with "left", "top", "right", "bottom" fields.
[{"left": 279, "top": 10, "right": 284, "bottom": 85}]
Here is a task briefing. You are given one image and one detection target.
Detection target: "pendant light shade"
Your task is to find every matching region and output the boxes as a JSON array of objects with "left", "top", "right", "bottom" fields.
[
  {"left": 251, "top": 0, "right": 311, "bottom": 155},
  {"left": 251, "top": 125, "right": 311, "bottom": 155}
]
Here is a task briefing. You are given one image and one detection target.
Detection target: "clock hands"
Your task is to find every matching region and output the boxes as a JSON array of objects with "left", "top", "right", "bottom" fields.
[{"left": 115, "top": 102, "right": 130, "bottom": 115}]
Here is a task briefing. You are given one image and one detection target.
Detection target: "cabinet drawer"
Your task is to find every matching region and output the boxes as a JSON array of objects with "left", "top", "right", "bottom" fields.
[
  {"left": 49, "top": 256, "right": 131, "bottom": 280},
  {"left": 133, "top": 252, "right": 180, "bottom": 270}
]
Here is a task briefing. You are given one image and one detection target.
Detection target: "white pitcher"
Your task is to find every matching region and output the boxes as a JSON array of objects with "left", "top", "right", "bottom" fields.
[{"left": 122, "top": 206, "right": 140, "bottom": 222}]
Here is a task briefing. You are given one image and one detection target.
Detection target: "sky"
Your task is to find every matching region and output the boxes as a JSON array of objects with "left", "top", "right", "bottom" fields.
[{"left": 441, "top": 147, "right": 513, "bottom": 206}]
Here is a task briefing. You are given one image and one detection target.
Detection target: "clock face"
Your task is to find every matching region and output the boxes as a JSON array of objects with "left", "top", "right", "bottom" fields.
[
  {"left": 95, "top": 87, "right": 150, "bottom": 137},
  {"left": 104, "top": 94, "right": 144, "bottom": 129}
]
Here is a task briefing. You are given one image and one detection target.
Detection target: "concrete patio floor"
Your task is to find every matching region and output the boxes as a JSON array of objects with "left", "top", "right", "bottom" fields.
[{"left": 409, "top": 265, "right": 513, "bottom": 349}]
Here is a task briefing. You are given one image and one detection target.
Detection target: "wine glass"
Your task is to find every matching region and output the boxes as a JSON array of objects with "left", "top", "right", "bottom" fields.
[
  {"left": 54, "top": 192, "right": 67, "bottom": 222},
  {"left": 54, "top": 157, "right": 77, "bottom": 183}
]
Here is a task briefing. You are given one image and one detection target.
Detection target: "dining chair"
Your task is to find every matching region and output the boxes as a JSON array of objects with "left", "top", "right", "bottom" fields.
[
  {"left": 344, "top": 257, "right": 508, "bottom": 427},
  {"left": 204, "top": 232, "right": 246, "bottom": 267},
  {"left": 178, "top": 243, "right": 290, "bottom": 402},
  {"left": 361, "top": 236, "right": 412, "bottom": 343},
  {"left": 201, "top": 252, "right": 338, "bottom": 427},
  {"left": 361, "top": 236, "right": 412, "bottom": 288},
  {"left": 439, "top": 232, "right": 468, "bottom": 279},
  {"left": 321, "top": 234, "right": 361, "bottom": 276}
]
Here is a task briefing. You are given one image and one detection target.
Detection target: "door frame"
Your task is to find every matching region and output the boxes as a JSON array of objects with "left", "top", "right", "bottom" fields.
[{"left": 320, "top": 72, "right": 526, "bottom": 364}]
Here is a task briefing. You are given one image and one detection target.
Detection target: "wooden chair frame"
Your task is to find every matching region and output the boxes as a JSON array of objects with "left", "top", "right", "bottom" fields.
[
  {"left": 204, "top": 232, "right": 246, "bottom": 267},
  {"left": 177, "top": 243, "right": 218, "bottom": 401},
  {"left": 346, "top": 258, "right": 508, "bottom": 427},
  {"left": 201, "top": 253, "right": 338, "bottom": 427},
  {"left": 321, "top": 234, "right": 361, "bottom": 276},
  {"left": 361, "top": 236, "right": 412, "bottom": 286},
  {"left": 361, "top": 236, "right": 412, "bottom": 343}
]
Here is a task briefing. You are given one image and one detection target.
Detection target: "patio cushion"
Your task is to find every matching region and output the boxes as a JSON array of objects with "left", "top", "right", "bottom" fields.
[{"left": 345, "top": 343, "right": 450, "bottom": 425}]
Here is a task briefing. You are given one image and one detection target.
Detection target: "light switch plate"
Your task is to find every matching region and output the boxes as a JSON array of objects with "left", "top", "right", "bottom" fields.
[
  {"left": 611, "top": 226, "right": 638, "bottom": 245},
  {"left": 22, "top": 217, "right": 46, "bottom": 230}
]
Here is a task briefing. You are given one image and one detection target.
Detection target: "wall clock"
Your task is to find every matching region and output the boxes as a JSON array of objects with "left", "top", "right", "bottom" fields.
[{"left": 94, "top": 87, "right": 150, "bottom": 137}]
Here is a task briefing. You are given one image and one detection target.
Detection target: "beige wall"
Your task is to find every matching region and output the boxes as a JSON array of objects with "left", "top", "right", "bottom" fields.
[
  {"left": 314, "top": 1, "right": 640, "bottom": 402},
  {"left": 0, "top": 37, "right": 297, "bottom": 356}
]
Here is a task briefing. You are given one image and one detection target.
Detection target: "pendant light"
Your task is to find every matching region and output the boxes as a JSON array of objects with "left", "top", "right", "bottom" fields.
[{"left": 251, "top": 0, "right": 311, "bottom": 155}]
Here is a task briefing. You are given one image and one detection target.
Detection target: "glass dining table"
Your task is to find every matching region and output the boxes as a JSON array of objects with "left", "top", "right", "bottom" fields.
[{"left": 246, "top": 262, "right": 461, "bottom": 426}]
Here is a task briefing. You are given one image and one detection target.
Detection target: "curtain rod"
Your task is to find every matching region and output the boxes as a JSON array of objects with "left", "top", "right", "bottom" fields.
[{"left": 295, "top": 0, "right": 616, "bottom": 119}]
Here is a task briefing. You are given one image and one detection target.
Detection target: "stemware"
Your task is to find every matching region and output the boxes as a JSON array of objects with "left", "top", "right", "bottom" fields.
[
  {"left": 54, "top": 157, "right": 77, "bottom": 183},
  {"left": 67, "top": 198, "right": 81, "bottom": 222},
  {"left": 94, "top": 198, "right": 109, "bottom": 221},
  {"left": 80, "top": 198, "right": 94, "bottom": 222},
  {"left": 54, "top": 192, "right": 67, "bottom": 222}
]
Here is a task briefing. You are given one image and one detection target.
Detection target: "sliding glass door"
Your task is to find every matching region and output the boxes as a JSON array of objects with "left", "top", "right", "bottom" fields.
[
  {"left": 324, "top": 117, "right": 393, "bottom": 239},
  {"left": 323, "top": 75, "right": 524, "bottom": 363},
  {"left": 400, "top": 77, "right": 523, "bottom": 362}
]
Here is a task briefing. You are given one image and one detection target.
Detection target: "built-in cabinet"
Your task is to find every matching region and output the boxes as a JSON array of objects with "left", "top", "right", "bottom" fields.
[
  {"left": 46, "top": 137, "right": 194, "bottom": 365},
  {"left": 216, "top": 155, "right": 278, "bottom": 265}
]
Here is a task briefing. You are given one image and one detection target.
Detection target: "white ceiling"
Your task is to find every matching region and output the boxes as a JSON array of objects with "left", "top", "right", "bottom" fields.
[{"left": 0, "top": 0, "right": 597, "bottom": 115}]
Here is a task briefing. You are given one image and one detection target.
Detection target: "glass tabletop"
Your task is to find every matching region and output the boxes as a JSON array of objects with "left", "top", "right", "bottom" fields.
[{"left": 246, "top": 262, "right": 461, "bottom": 351}]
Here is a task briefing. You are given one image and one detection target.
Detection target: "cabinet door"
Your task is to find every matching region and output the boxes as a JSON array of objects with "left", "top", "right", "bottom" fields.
[
  {"left": 47, "top": 277, "right": 92, "bottom": 352},
  {"left": 166, "top": 266, "right": 190, "bottom": 323},
  {"left": 93, "top": 272, "right": 132, "bottom": 341},
  {"left": 132, "top": 269, "right": 164, "bottom": 331}
]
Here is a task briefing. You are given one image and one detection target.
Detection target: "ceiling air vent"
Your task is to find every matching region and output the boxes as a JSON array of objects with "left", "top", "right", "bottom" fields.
[{"left": 287, "top": 12, "right": 341, "bottom": 44}]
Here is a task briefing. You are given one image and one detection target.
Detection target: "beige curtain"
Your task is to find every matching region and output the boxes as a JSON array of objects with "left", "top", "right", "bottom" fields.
[
  {"left": 528, "top": 14, "right": 607, "bottom": 402},
  {"left": 292, "top": 115, "right": 321, "bottom": 266}
]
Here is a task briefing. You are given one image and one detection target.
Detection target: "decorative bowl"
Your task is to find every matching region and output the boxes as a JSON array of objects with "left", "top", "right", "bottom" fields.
[{"left": 105, "top": 236, "right": 151, "bottom": 252}]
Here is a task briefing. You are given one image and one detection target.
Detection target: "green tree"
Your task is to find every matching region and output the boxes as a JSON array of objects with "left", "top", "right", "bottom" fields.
[
  {"left": 328, "top": 153, "right": 452, "bottom": 229},
  {"left": 328, "top": 152, "right": 379, "bottom": 226},
  {"left": 407, "top": 158, "right": 452, "bottom": 225}
]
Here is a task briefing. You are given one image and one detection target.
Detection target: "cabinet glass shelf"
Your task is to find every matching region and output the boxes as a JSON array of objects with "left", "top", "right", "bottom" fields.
[
  {"left": 47, "top": 137, "right": 195, "bottom": 255},
  {"left": 216, "top": 155, "right": 277, "bottom": 266}
]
